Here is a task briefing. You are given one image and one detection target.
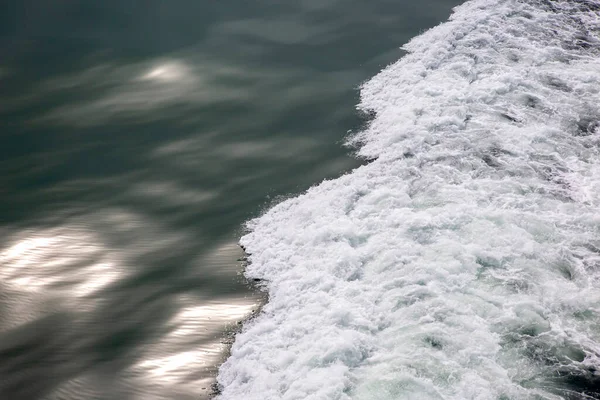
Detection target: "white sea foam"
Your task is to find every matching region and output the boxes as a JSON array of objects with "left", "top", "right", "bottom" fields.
[{"left": 217, "top": 0, "right": 600, "bottom": 399}]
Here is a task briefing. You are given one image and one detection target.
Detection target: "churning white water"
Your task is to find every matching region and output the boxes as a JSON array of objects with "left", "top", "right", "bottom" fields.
[{"left": 217, "top": 0, "right": 600, "bottom": 399}]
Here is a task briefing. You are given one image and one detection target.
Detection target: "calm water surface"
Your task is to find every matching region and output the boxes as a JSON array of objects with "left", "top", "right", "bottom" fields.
[{"left": 1, "top": 1, "right": 463, "bottom": 399}]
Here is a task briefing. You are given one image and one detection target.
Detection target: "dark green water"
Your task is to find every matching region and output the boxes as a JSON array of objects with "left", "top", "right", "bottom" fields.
[{"left": 0, "top": 1, "right": 463, "bottom": 399}]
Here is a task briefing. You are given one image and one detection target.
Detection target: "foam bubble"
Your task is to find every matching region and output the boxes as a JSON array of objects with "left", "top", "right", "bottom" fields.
[{"left": 218, "top": 0, "right": 600, "bottom": 399}]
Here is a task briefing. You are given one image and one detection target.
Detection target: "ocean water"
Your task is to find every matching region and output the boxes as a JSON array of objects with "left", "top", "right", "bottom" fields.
[
  {"left": 0, "top": 1, "right": 465, "bottom": 399},
  {"left": 218, "top": 0, "right": 600, "bottom": 399}
]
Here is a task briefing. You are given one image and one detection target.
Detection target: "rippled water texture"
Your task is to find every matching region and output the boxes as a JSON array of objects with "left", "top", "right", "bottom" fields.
[
  {"left": 219, "top": 1, "right": 600, "bottom": 399},
  {"left": 0, "top": 1, "right": 464, "bottom": 399}
]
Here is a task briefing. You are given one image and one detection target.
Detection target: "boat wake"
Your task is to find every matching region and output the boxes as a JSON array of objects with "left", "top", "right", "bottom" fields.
[{"left": 218, "top": 1, "right": 600, "bottom": 398}]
